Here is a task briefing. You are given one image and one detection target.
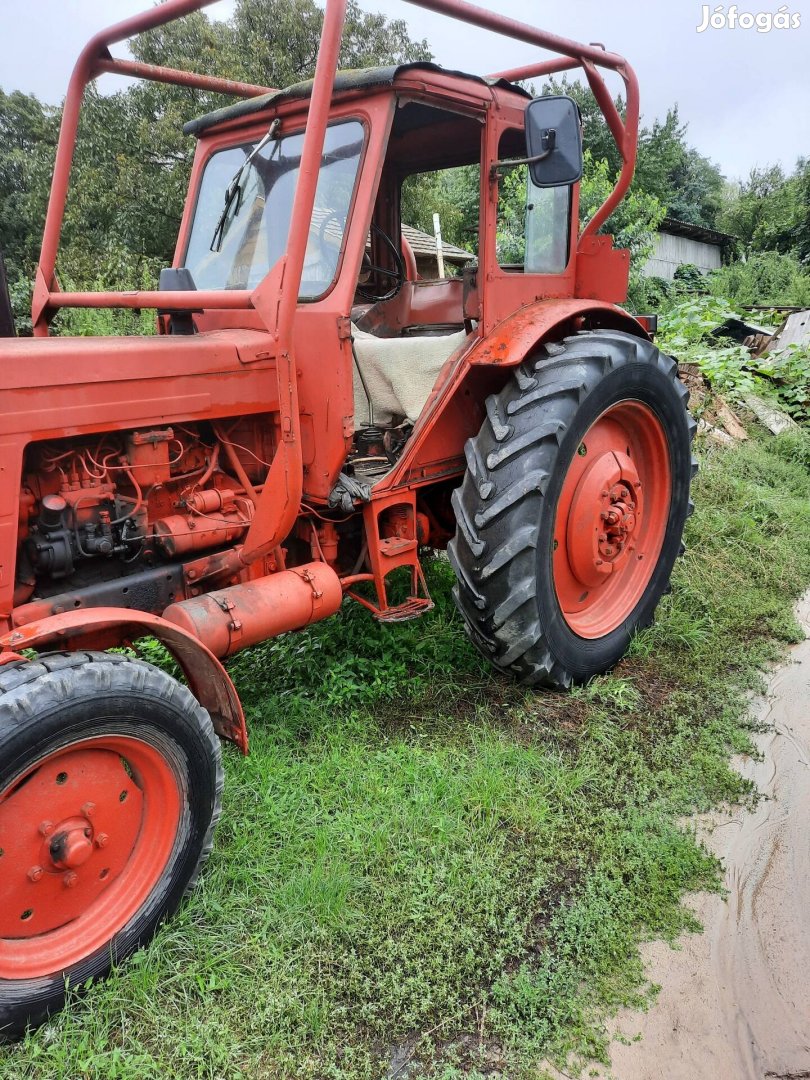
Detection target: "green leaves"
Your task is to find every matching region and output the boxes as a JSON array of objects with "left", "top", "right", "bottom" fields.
[{"left": 754, "top": 343, "right": 810, "bottom": 423}]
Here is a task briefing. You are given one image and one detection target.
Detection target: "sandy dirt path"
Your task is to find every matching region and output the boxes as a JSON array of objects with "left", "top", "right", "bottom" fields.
[{"left": 581, "top": 594, "right": 810, "bottom": 1080}]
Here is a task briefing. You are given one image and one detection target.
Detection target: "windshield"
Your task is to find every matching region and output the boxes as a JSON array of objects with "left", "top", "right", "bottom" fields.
[{"left": 184, "top": 119, "right": 365, "bottom": 299}]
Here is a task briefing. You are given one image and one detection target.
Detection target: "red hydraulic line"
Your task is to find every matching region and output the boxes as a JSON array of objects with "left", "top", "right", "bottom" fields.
[{"left": 96, "top": 57, "right": 273, "bottom": 99}]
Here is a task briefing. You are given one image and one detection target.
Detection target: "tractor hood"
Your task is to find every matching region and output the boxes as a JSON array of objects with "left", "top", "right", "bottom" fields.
[{"left": 0, "top": 329, "right": 274, "bottom": 440}]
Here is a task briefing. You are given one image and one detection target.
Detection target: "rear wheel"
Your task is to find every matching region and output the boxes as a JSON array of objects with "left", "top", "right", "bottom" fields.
[
  {"left": 448, "top": 330, "right": 696, "bottom": 687},
  {"left": 0, "top": 651, "right": 222, "bottom": 1038}
]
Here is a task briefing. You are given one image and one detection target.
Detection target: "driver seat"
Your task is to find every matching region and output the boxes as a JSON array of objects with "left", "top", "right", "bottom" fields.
[{"left": 351, "top": 323, "right": 470, "bottom": 427}]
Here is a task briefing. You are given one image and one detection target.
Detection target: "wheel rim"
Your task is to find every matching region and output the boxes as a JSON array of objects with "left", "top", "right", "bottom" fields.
[
  {"left": 553, "top": 401, "right": 671, "bottom": 639},
  {"left": 0, "top": 734, "right": 181, "bottom": 980}
]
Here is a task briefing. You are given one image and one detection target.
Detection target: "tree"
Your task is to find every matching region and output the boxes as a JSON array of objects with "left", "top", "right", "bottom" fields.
[
  {"left": 0, "top": 90, "right": 59, "bottom": 283},
  {"left": 543, "top": 81, "right": 725, "bottom": 229},
  {"left": 719, "top": 160, "right": 810, "bottom": 260}
]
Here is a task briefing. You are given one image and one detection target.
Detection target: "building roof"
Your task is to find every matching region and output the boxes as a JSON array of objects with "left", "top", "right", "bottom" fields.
[
  {"left": 659, "top": 216, "right": 736, "bottom": 247},
  {"left": 311, "top": 207, "right": 472, "bottom": 265},
  {"left": 184, "top": 63, "right": 530, "bottom": 137},
  {"left": 401, "top": 223, "right": 472, "bottom": 265}
]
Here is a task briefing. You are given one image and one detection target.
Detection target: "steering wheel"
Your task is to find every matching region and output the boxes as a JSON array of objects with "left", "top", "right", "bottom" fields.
[
  {"left": 316, "top": 212, "right": 345, "bottom": 260},
  {"left": 356, "top": 223, "right": 405, "bottom": 303}
]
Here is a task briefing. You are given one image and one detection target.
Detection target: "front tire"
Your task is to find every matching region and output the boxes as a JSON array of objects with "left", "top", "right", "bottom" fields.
[
  {"left": 448, "top": 330, "right": 696, "bottom": 688},
  {"left": 0, "top": 651, "right": 222, "bottom": 1038}
]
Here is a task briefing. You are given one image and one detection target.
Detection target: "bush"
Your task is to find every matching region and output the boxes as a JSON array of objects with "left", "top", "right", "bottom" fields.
[
  {"left": 657, "top": 295, "right": 757, "bottom": 398},
  {"left": 708, "top": 250, "right": 810, "bottom": 307},
  {"left": 754, "top": 344, "right": 810, "bottom": 423},
  {"left": 673, "top": 262, "right": 708, "bottom": 294},
  {"left": 626, "top": 274, "right": 672, "bottom": 313},
  {"left": 8, "top": 276, "right": 32, "bottom": 335},
  {"left": 53, "top": 246, "right": 161, "bottom": 337}
]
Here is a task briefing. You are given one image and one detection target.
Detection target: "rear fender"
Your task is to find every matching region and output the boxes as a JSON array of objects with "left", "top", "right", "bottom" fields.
[
  {"left": 0, "top": 608, "right": 248, "bottom": 754},
  {"left": 467, "top": 299, "right": 648, "bottom": 369},
  {"left": 383, "top": 299, "right": 648, "bottom": 489}
]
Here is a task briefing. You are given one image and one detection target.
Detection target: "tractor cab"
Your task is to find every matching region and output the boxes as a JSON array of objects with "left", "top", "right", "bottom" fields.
[{"left": 172, "top": 64, "right": 607, "bottom": 494}]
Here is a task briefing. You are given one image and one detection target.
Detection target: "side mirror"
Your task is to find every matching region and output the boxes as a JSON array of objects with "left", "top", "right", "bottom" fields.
[{"left": 525, "top": 95, "right": 583, "bottom": 188}]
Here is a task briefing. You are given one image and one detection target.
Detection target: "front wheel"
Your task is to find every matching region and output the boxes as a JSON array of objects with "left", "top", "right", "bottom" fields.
[
  {"left": 0, "top": 651, "right": 222, "bottom": 1037},
  {"left": 448, "top": 330, "right": 696, "bottom": 688}
]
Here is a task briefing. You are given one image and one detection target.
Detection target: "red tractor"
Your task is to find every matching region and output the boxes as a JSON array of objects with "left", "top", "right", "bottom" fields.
[{"left": 0, "top": 0, "right": 694, "bottom": 1034}]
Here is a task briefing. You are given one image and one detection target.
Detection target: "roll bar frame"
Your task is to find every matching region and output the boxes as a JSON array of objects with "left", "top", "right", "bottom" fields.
[{"left": 31, "top": 0, "right": 639, "bottom": 338}]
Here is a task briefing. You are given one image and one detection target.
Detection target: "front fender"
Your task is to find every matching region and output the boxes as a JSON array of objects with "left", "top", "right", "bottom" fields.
[{"left": 0, "top": 608, "right": 248, "bottom": 754}]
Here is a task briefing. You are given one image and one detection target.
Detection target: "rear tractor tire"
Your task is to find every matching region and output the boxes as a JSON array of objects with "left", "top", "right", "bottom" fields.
[
  {"left": 0, "top": 651, "right": 222, "bottom": 1038},
  {"left": 448, "top": 330, "right": 696, "bottom": 688}
]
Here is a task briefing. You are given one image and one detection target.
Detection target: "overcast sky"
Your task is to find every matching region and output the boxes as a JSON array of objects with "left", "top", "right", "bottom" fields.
[{"left": 1, "top": 0, "right": 807, "bottom": 181}]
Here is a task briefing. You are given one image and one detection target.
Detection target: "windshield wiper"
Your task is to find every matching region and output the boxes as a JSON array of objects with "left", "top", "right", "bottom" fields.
[{"left": 210, "top": 118, "right": 281, "bottom": 253}]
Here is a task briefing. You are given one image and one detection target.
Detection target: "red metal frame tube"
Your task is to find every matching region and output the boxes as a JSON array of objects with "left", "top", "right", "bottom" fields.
[
  {"left": 34, "top": 0, "right": 640, "bottom": 328},
  {"left": 240, "top": 0, "right": 348, "bottom": 563},
  {"left": 272, "top": 0, "right": 347, "bottom": 351},
  {"left": 34, "top": 0, "right": 228, "bottom": 334},
  {"left": 96, "top": 57, "right": 273, "bottom": 99},
  {"left": 403, "top": 0, "right": 640, "bottom": 244},
  {"left": 579, "top": 61, "right": 639, "bottom": 238},
  {"left": 490, "top": 57, "right": 581, "bottom": 82},
  {"left": 46, "top": 290, "right": 252, "bottom": 311},
  {"left": 405, "top": 0, "right": 627, "bottom": 70}
]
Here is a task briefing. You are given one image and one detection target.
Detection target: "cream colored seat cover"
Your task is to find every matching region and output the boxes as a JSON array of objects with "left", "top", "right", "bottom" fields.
[{"left": 351, "top": 324, "right": 469, "bottom": 427}]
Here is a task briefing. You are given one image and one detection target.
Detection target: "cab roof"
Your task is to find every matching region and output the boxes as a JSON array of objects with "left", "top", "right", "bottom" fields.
[{"left": 183, "top": 62, "right": 531, "bottom": 137}]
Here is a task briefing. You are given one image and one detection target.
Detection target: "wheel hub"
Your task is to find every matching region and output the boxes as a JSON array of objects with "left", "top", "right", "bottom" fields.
[
  {"left": 0, "top": 745, "right": 143, "bottom": 938},
  {"left": 599, "top": 483, "right": 638, "bottom": 561},
  {"left": 44, "top": 815, "right": 95, "bottom": 870},
  {"left": 566, "top": 450, "right": 643, "bottom": 587}
]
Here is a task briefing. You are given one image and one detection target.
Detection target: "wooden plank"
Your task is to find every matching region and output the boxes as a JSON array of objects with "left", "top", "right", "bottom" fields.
[
  {"left": 743, "top": 393, "right": 800, "bottom": 435},
  {"left": 715, "top": 396, "right": 749, "bottom": 441}
]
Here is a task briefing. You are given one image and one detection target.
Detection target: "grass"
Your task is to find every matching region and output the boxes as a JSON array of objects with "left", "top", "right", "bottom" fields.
[{"left": 4, "top": 430, "right": 810, "bottom": 1079}]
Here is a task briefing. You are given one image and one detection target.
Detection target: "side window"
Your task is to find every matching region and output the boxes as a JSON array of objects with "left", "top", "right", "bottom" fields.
[
  {"left": 496, "top": 129, "right": 572, "bottom": 274},
  {"left": 526, "top": 184, "right": 572, "bottom": 274}
]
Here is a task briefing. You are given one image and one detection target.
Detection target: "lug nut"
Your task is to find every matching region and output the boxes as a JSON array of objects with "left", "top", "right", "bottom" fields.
[
  {"left": 95, "top": 833, "right": 109, "bottom": 849},
  {"left": 63, "top": 871, "right": 78, "bottom": 889},
  {"left": 27, "top": 866, "right": 43, "bottom": 882},
  {"left": 81, "top": 802, "right": 96, "bottom": 818},
  {"left": 38, "top": 820, "right": 54, "bottom": 837}
]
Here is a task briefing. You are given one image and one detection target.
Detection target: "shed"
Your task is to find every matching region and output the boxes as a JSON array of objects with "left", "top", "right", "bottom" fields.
[{"left": 642, "top": 217, "right": 734, "bottom": 281}]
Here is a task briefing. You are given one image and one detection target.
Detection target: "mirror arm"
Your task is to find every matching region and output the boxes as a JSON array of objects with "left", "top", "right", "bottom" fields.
[{"left": 490, "top": 130, "right": 556, "bottom": 179}]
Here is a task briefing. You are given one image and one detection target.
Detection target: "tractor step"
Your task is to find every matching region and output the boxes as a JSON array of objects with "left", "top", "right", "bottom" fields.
[{"left": 373, "top": 596, "right": 434, "bottom": 623}]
